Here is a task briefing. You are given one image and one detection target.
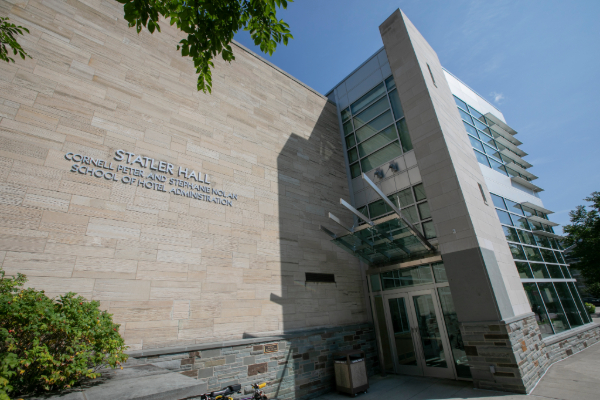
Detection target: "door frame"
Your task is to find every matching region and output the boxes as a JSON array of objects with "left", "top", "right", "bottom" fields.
[
  {"left": 382, "top": 286, "right": 457, "bottom": 379},
  {"left": 382, "top": 292, "right": 421, "bottom": 376}
]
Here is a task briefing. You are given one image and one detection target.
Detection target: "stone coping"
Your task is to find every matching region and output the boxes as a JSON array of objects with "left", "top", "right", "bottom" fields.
[
  {"left": 231, "top": 40, "right": 328, "bottom": 101},
  {"left": 460, "top": 312, "right": 536, "bottom": 326},
  {"left": 542, "top": 322, "right": 600, "bottom": 346},
  {"left": 127, "top": 323, "right": 370, "bottom": 358}
]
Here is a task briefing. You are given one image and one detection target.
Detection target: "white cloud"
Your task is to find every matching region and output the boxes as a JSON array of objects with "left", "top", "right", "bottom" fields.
[{"left": 490, "top": 91, "right": 504, "bottom": 104}]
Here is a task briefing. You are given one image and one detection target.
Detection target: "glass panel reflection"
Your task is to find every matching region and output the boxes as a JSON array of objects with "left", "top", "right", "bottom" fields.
[
  {"left": 374, "top": 296, "right": 394, "bottom": 372},
  {"left": 554, "top": 282, "right": 584, "bottom": 328},
  {"left": 463, "top": 121, "right": 478, "bottom": 138},
  {"left": 357, "top": 125, "right": 397, "bottom": 157},
  {"left": 343, "top": 120, "right": 353, "bottom": 136},
  {"left": 432, "top": 262, "right": 447, "bottom": 283},
  {"left": 531, "top": 263, "right": 550, "bottom": 279},
  {"left": 388, "top": 89, "right": 405, "bottom": 120},
  {"left": 502, "top": 226, "right": 520, "bottom": 243},
  {"left": 353, "top": 97, "right": 390, "bottom": 130},
  {"left": 351, "top": 83, "right": 386, "bottom": 115},
  {"left": 546, "top": 264, "right": 564, "bottom": 279},
  {"left": 388, "top": 297, "right": 417, "bottom": 366},
  {"left": 396, "top": 119, "right": 413, "bottom": 152},
  {"left": 385, "top": 76, "right": 396, "bottom": 91},
  {"left": 413, "top": 184, "right": 427, "bottom": 201},
  {"left": 341, "top": 107, "right": 351, "bottom": 122},
  {"left": 370, "top": 274, "right": 381, "bottom": 292},
  {"left": 524, "top": 246, "right": 543, "bottom": 262},
  {"left": 569, "top": 282, "right": 592, "bottom": 324},
  {"left": 538, "top": 283, "right": 570, "bottom": 334},
  {"left": 381, "top": 265, "right": 434, "bottom": 290},
  {"left": 454, "top": 96, "right": 468, "bottom": 110},
  {"left": 412, "top": 294, "right": 447, "bottom": 368},
  {"left": 355, "top": 111, "right": 394, "bottom": 143},
  {"left": 360, "top": 141, "right": 402, "bottom": 172},
  {"left": 523, "top": 283, "right": 554, "bottom": 337},
  {"left": 438, "top": 287, "right": 471, "bottom": 378},
  {"left": 423, "top": 221, "right": 437, "bottom": 239},
  {"left": 345, "top": 134, "right": 356, "bottom": 148},
  {"left": 515, "top": 262, "right": 533, "bottom": 279}
]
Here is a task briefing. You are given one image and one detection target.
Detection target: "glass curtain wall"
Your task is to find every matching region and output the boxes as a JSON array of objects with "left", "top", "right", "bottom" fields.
[
  {"left": 491, "top": 193, "right": 592, "bottom": 337},
  {"left": 354, "top": 182, "right": 436, "bottom": 239},
  {"left": 341, "top": 76, "right": 413, "bottom": 179},
  {"left": 453, "top": 96, "right": 533, "bottom": 182}
]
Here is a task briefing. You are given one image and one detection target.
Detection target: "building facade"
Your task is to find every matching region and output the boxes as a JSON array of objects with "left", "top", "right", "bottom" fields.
[
  {"left": 324, "top": 10, "right": 599, "bottom": 394},
  {"left": 0, "top": 1, "right": 597, "bottom": 398}
]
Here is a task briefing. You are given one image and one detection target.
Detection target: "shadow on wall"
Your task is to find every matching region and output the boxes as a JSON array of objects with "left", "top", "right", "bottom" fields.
[{"left": 263, "top": 104, "right": 378, "bottom": 399}]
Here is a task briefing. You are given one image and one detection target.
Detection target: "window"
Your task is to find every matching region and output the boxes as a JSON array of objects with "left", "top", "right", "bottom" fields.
[
  {"left": 381, "top": 265, "right": 434, "bottom": 289},
  {"left": 356, "top": 183, "right": 435, "bottom": 238},
  {"left": 474, "top": 150, "right": 490, "bottom": 167},
  {"left": 478, "top": 183, "right": 488, "bottom": 204},
  {"left": 502, "top": 226, "right": 520, "bottom": 243},
  {"left": 427, "top": 63, "right": 437, "bottom": 87},
  {"left": 491, "top": 194, "right": 506, "bottom": 209},
  {"left": 454, "top": 95, "right": 535, "bottom": 181},
  {"left": 496, "top": 210, "right": 513, "bottom": 226},
  {"left": 413, "top": 183, "right": 427, "bottom": 202},
  {"left": 385, "top": 75, "right": 396, "bottom": 91},
  {"left": 388, "top": 89, "right": 405, "bottom": 120},
  {"left": 361, "top": 142, "right": 402, "bottom": 171},
  {"left": 454, "top": 96, "right": 468, "bottom": 111},
  {"left": 515, "top": 262, "right": 533, "bottom": 279},
  {"left": 342, "top": 77, "right": 414, "bottom": 176},
  {"left": 490, "top": 192, "right": 591, "bottom": 336},
  {"left": 355, "top": 111, "right": 394, "bottom": 142},
  {"left": 351, "top": 83, "right": 386, "bottom": 115},
  {"left": 523, "top": 283, "right": 554, "bottom": 337},
  {"left": 353, "top": 97, "right": 390, "bottom": 129},
  {"left": 357, "top": 125, "right": 397, "bottom": 157},
  {"left": 396, "top": 119, "right": 413, "bottom": 152}
]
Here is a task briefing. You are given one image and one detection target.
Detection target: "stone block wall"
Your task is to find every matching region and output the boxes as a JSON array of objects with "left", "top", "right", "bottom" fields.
[
  {"left": 131, "top": 323, "right": 378, "bottom": 400},
  {"left": 463, "top": 315, "right": 600, "bottom": 393},
  {"left": 0, "top": 0, "right": 367, "bottom": 351}
]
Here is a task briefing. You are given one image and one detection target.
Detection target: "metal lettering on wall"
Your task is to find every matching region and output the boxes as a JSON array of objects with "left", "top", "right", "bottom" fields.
[{"left": 64, "top": 150, "right": 238, "bottom": 207}]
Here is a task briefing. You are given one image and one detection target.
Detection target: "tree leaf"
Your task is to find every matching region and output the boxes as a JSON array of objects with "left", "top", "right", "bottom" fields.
[{"left": 115, "top": 0, "right": 294, "bottom": 93}]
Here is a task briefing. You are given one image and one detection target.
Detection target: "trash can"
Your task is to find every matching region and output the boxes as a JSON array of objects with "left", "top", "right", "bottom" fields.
[{"left": 333, "top": 350, "right": 369, "bottom": 397}]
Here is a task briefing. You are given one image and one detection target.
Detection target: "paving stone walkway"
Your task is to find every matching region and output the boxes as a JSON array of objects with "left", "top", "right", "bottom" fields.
[{"left": 317, "top": 342, "right": 600, "bottom": 400}]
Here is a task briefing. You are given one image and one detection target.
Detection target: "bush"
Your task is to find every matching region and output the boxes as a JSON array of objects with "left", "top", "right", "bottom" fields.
[
  {"left": 587, "top": 282, "right": 600, "bottom": 299},
  {"left": 0, "top": 268, "right": 128, "bottom": 398},
  {"left": 585, "top": 302, "right": 596, "bottom": 315}
]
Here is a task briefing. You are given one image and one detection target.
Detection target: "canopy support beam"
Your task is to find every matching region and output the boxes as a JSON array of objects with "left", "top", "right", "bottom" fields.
[{"left": 361, "top": 173, "right": 436, "bottom": 252}]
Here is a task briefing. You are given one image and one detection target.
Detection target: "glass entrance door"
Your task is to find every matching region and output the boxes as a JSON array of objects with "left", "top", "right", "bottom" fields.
[
  {"left": 384, "top": 289, "right": 455, "bottom": 379},
  {"left": 386, "top": 295, "right": 420, "bottom": 375}
]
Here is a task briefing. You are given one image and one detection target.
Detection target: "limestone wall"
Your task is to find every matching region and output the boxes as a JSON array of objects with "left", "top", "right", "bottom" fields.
[{"left": 0, "top": 0, "right": 366, "bottom": 351}]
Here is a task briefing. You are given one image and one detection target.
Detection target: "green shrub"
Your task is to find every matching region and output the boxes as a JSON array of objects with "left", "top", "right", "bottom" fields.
[
  {"left": 0, "top": 268, "right": 128, "bottom": 398},
  {"left": 585, "top": 302, "right": 596, "bottom": 314},
  {"left": 587, "top": 282, "right": 600, "bottom": 299}
]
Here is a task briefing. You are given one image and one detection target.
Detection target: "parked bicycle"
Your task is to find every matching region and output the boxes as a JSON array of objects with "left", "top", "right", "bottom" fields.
[{"left": 199, "top": 382, "right": 272, "bottom": 400}]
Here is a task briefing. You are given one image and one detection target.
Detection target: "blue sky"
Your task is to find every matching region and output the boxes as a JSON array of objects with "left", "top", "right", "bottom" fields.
[{"left": 234, "top": 0, "right": 600, "bottom": 233}]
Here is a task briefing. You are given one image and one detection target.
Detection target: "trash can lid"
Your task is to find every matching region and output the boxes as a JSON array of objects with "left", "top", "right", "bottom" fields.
[{"left": 333, "top": 349, "right": 365, "bottom": 358}]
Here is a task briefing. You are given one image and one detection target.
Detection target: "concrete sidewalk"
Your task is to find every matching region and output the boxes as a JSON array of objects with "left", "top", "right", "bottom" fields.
[{"left": 317, "top": 342, "right": 600, "bottom": 400}]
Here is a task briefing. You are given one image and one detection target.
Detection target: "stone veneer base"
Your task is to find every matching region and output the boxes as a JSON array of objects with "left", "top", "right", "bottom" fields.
[
  {"left": 128, "top": 323, "right": 378, "bottom": 400},
  {"left": 462, "top": 314, "right": 600, "bottom": 393}
]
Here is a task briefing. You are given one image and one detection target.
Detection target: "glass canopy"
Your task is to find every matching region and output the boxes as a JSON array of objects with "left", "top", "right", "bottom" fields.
[{"left": 325, "top": 214, "right": 433, "bottom": 266}]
